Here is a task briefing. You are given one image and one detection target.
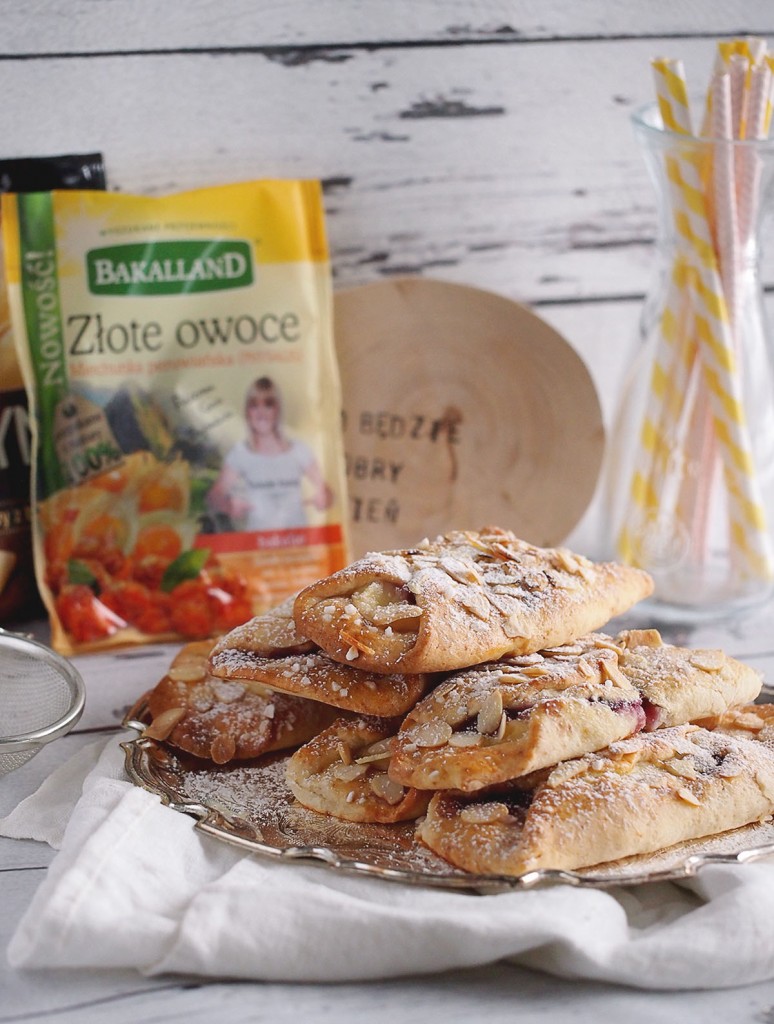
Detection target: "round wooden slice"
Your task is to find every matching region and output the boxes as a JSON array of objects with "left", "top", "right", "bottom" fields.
[{"left": 333, "top": 278, "right": 604, "bottom": 557}]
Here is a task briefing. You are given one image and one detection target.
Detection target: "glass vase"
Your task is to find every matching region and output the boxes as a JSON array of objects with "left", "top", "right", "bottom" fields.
[{"left": 601, "top": 102, "right": 774, "bottom": 619}]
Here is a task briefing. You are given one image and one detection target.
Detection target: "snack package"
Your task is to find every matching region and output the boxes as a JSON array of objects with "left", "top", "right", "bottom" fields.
[
  {"left": 0, "top": 153, "right": 106, "bottom": 623},
  {"left": 3, "top": 181, "right": 348, "bottom": 653}
]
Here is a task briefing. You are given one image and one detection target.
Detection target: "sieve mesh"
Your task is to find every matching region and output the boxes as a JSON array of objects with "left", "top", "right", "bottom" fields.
[{"left": 0, "top": 631, "right": 85, "bottom": 776}]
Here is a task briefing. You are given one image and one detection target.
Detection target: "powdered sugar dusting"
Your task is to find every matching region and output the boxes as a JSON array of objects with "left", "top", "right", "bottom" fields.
[{"left": 128, "top": 736, "right": 774, "bottom": 888}]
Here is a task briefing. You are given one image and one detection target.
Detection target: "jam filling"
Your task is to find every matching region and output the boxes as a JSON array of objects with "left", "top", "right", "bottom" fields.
[{"left": 591, "top": 696, "right": 646, "bottom": 734}]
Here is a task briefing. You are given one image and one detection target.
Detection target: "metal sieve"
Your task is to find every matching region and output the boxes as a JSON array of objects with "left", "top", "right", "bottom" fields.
[{"left": 0, "top": 629, "right": 85, "bottom": 776}]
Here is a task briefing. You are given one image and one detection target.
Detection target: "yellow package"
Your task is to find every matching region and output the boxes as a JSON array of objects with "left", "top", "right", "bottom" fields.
[{"left": 3, "top": 181, "right": 348, "bottom": 653}]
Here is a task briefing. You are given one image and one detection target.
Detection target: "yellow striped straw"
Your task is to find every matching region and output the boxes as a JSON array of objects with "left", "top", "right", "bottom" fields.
[
  {"left": 765, "top": 55, "right": 774, "bottom": 133},
  {"left": 622, "top": 58, "right": 773, "bottom": 580},
  {"left": 616, "top": 260, "right": 696, "bottom": 567},
  {"left": 618, "top": 59, "right": 699, "bottom": 565},
  {"left": 738, "top": 62, "right": 772, "bottom": 247}
]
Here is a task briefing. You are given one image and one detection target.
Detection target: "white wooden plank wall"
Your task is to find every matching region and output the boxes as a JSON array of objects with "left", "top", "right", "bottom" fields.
[
  {"left": 2, "top": 0, "right": 774, "bottom": 426},
  {"left": 4, "top": 5, "right": 774, "bottom": 1020}
]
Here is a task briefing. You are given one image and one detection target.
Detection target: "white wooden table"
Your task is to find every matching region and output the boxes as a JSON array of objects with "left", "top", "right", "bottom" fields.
[{"left": 4, "top": 2, "right": 774, "bottom": 1018}]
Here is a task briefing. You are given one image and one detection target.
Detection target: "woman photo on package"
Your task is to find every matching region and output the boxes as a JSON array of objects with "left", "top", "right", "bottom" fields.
[{"left": 208, "top": 376, "right": 333, "bottom": 532}]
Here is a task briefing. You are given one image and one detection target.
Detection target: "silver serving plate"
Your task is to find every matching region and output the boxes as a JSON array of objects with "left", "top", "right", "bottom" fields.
[{"left": 122, "top": 698, "right": 774, "bottom": 892}]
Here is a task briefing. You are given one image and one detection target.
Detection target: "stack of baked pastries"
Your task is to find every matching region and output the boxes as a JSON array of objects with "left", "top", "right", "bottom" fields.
[{"left": 161, "top": 527, "right": 774, "bottom": 876}]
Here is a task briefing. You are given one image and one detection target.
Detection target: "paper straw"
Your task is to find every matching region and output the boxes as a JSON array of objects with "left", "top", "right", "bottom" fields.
[
  {"left": 701, "top": 46, "right": 730, "bottom": 136},
  {"left": 617, "top": 264, "right": 696, "bottom": 566},
  {"left": 765, "top": 56, "right": 774, "bottom": 133},
  {"left": 712, "top": 73, "right": 739, "bottom": 324},
  {"left": 738, "top": 62, "right": 772, "bottom": 248},
  {"left": 743, "top": 37, "right": 769, "bottom": 65},
  {"left": 728, "top": 53, "right": 749, "bottom": 139},
  {"left": 674, "top": 75, "right": 737, "bottom": 563},
  {"left": 649, "top": 58, "right": 772, "bottom": 580},
  {"left": 618, "top": 60, "right": 698, "bottom": 562}
]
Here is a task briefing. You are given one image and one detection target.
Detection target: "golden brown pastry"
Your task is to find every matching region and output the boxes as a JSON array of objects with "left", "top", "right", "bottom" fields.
[
  {"left": 286, "top": 716, "right": 431, "bottom": 823},
  {"left": 704, "top": 702, "right": 774, "bottom": 747},
  {"left": 212, "top": 596, "right": 316, "bottom": 657},
  {"left": 389, "top": 636, "right": 646, "bottom": 792},
  {"left": 143, "top": 639, "right": 339, "bottom": 764},
  {"left": 293, "top": 527, "right": 653, "bottom": 674},
  {"left": 209, "top": 598, "right": 431, "bottom": 716},
  {"left": 615, "top": 628, "right": 762, "bottom": 728},
  {"left": 418, "top": 724, "right": 774, "bottom": 876},
  {"left": 388, "top": 630, "right": 762, "bottom": 792}
]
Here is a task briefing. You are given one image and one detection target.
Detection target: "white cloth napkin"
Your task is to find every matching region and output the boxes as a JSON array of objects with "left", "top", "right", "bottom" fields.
[{"left": 4, "top": 735, "right": 774, "bottom": 989}]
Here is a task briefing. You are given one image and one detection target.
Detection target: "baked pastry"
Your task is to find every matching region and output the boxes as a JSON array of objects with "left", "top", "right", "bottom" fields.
[
  {"left": 418, "top": 724, "right": 774, "bottom": 875},
  {"left": 287, "top": 716, "right": 431, "bottom": 823},
  {"left": 293, "top": 527, "right": 653, "bottom": 674},
  {"left": 143, "top": 639, "right": 339, "bottom": 764},
  {"left": 705, "top": 703, "right": 774, "bottom": 746},
  {"left": 209, "top": 600, "right": 430, "bottom": 716},
  {"left": 388, "top": 630, "right": 762, "bottom": 792},
  {"left": 615, "top": 628, "right": 762, "bottom": 728},
  {"left": 389, "top": 636, "right": 646, "bottom": 792},
  {"left": 212, "top": 596, "right": 316, "bottom": 657}
]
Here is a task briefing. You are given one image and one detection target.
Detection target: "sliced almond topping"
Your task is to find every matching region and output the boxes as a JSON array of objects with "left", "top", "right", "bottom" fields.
[
  {"left": 362, "top": 737, "right": 393, "bottom": 757},
  {"left": 449, "top": 732, "right": 483, "bottom": 748},
  {"left": 332, "top": 762, "right": 368, "bottom": 782},
  {"left": 354, "top": 750, "right": 392, "bottom": 765},
  {"left": 689, "top": 650, "right": 725, "bottom": 673},
  {"left": 493, "top": 710, "right": 507, "bottom": 742},
  {"left": 497, "top": 672, "right": 528, "bottom": 685},
  {"left": 617, "top": 749, "right": 642, "bottom": 764},
  {"left": 545, "top": 643, "right": 584, "bottom": 656},
  {"left": 210, "top": 680, "right": 246, "bottom": 704},
  {"left": 576, "top": 660, "right": 597, "bottom": 680},
  {"left": 663, "top": 757, "right": 698, "bottom": 779},
  {"left": 477, "top": 688, "right": 504, "bottom": 735},
  {"left": 618, "top": 628, "right": 663, "bottom": 649},
  {"left": 407, "top": 721, "right": 453, "bottom": 748},
  {"left": 168, "top": 662, "right": 207, "bottom": 683},
  {"left": 488, "top": 541, "right": 514, "bottom": 561},
  {"left": 554, "top": 548, "right": 583, "bottom": 574},
  {"left": 592, "top": 638, "right": 625, "bottom": 655},
  {"left": 210, "top": 733, "right": 237, "bottom": 764},
  {"left": 599, "top": 659, "right": 629, "bottom": 688},
  {"left": 337, "top": 740, "right": 353, "bottom": 765},
  {"left": 502, "top": 612, "right": 526, "bottom": 640},
  {"left": 547, "top": 760, "right": 589, "bottom": 786},
  {"left": 439, "top": 555, "right": 481, "bottom": 586},
  {"left": 522, "top": 664, "right": 551, "bottom": 678},
  {"left": 521, "top": 569, "right": 549, "bottom": 591},
  {"left": 726, "top": 712, "right": 766, "bottom": 732},
  {"left": 339, "top": 627, "right": 375, "bottom": 656},
  {"left": 246, "top": 682, "right": 274, "bottom": 699},
  {"left": 457, "top": 588, "right": 490, "bottom": 621},
  {"left": 676, "top": 786, "right": 702, "bottom": 806},
  {"left": 143, "top": 707, "right": 187, "bottom": 741},
  {"left": 368, "top": 773, "right": 406, "bottom": 805},
  {"left": 508, "top": 653, "right": 544, "bottom": 667},
  {"left": 459, "top": 801, "right": 511, "bottom": 824}
]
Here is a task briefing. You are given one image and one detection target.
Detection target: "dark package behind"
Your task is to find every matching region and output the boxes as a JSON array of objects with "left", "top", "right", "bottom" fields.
[{"left": 0, "top": 153, "right": 106, "bottom": 621}]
